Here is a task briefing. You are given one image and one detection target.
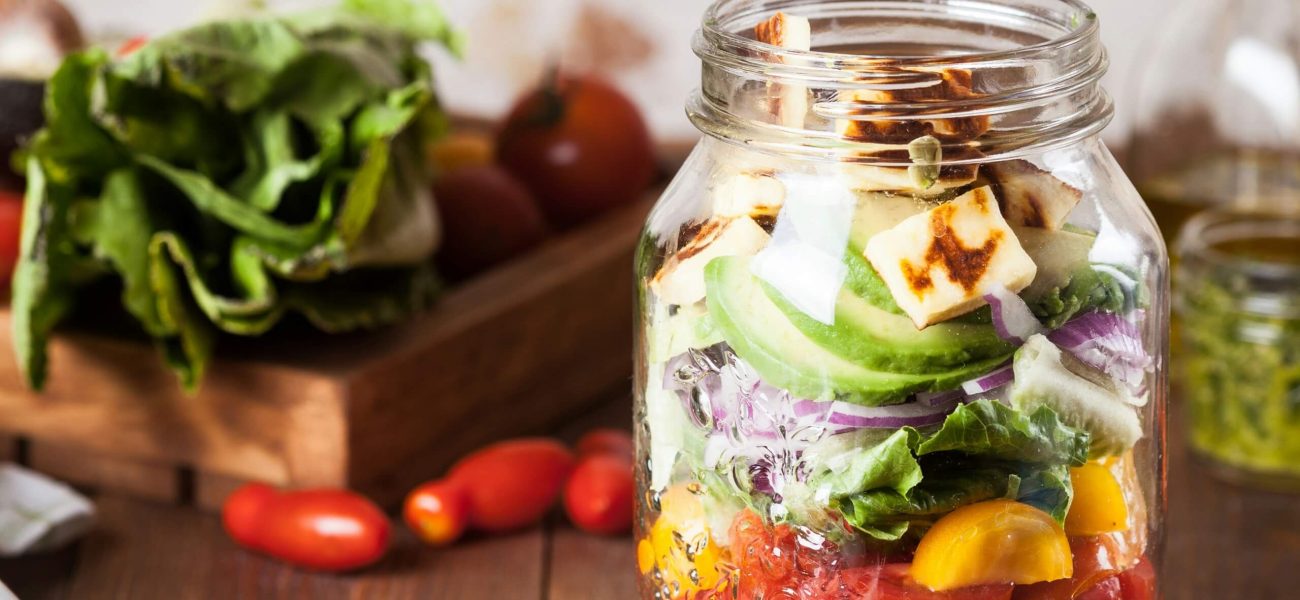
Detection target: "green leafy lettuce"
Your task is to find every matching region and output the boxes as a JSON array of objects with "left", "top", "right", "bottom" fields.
[
  {"left": 14, "top": 0, "right": 458, "bottom": 390},
  {"left": 815, "top": 400, "right": 1090, "bottom": 541},
  {"left": 1029, "top": 265, "right": 1138, "bottom": 329}
]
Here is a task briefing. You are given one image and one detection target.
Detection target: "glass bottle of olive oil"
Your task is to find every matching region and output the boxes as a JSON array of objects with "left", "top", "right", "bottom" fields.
[{"left": 1128, "top": 0, "right": 1300, "bottom": 240}]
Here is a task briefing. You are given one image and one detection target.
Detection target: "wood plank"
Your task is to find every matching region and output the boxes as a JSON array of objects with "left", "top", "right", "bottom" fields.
[
  {"left": 546, "top": 527, "right": 637, "bottom": 600},
  {"left": 27, "top": 443, "right": 180, "bottom": 503},
  {"left": 0, "top": 330, "right": 308, "bottom": 485},
  {"left": 0, "top": 433, "right": 17, "bottom": 462},
  {"left": 1162, "top": 398, "right": 1300, "bottom": 599},
  {"left": 0, "top": 544, "right": 78, "bottom": 600},
  {"left": 64, "top": 494, "right": 548, "bottom": 599},
  {"left": 193, "top": 471, "right": 249, "bottom": 513}
]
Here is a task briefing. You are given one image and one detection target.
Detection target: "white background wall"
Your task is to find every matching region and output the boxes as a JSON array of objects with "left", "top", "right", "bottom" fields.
[{"left": 62, "top": 0, "right": 1174, "bottom": 147}]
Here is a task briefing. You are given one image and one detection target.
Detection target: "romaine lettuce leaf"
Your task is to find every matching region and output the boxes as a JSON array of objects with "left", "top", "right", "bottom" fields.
[
  {"left": 12, "top": 1, "right": 458, "bottom": 390},
  {"left": 818, "top": 400, "right": 1090, "bottom": 541}
]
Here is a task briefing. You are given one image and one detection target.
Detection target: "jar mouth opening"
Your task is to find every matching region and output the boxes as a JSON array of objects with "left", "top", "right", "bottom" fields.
[
  {"left": 1176, "top": 209, "right": 1300, "bottom": 318},
  {"left": 702, "top": 0, "right": 1099, "bottom": 69},
  {"left": 1177, "top": 210, "right": 1300, "bottom": 278},
  {"left": 690, "top": 0, "right": 1112, "bottom": 164}
]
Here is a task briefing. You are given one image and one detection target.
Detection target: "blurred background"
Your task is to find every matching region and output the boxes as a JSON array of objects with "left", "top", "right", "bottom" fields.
[
  {"left": 60, "top": 0, "right": 1174, "bottom": 148},
  {"left": 1, "top": 0, "right": 1299, "bottom": 598}
]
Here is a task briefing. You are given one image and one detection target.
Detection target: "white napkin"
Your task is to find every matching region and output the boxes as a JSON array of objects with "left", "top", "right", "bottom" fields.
[{"left": 0, "top": 463, "right": 94, "bottom": 556}]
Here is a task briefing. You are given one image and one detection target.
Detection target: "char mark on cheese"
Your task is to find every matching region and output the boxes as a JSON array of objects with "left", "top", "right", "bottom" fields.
[
  {"left": 899, "top": 198, "right": 1004, "bottom": 297},
  {"left": 840, "top": 68, "right": 991, "bottom": 144},
  {"left": 755, "top": 12, "right": 788, "bottom": 46}
]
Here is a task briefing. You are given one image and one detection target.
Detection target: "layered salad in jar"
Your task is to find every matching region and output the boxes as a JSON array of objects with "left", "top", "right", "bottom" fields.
[{"left": 635, "top": 12, "right": 1158, "bottom": 600}]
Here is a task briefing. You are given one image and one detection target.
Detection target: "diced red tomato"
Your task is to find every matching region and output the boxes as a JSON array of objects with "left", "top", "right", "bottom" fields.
[
  {"left": 1075, "top": 576, "right": 1122, "bottom": 600},
  {"left": 723, "top": 510, "right": 1010, "bottom": 600},
  {"left": 1116, "top": 557, "right": 1156, "bottom": 600}
]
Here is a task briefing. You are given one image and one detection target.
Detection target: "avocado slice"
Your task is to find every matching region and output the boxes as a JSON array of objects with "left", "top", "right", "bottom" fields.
[
  {"left": 704, "top": 256, "right": 1010, "bottom": 406},
  {"left": 766, "top": 280, "right": 1013, "bottom": 373}
]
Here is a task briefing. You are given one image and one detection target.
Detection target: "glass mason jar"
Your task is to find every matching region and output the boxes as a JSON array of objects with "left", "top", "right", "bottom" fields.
[
  {"left": 633, "top": 1, "right": 1168, "bottom": 599},
  {"left": 1176, "top": 210, "right": 1300, "bottom": 489}
]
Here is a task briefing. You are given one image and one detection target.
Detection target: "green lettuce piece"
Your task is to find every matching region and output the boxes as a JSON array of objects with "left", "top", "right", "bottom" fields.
[
  {"left": 839, "top": 464, "right": 1011, "bottom": 541},
  {"left": 13, "top": 1, "right": 458, "bottom": 390},
  {"left": 819, "top": 428, "right": 922, "bottom": 499},
  {"left": 337, "top": 0, "right": 465, "bottom": 53},
  {"left": 918, "top": 399, "right": 1091, "bottom": 466},
  {"left": 12, "top": 159, "right": 74, "bottom": 389},
  {"left": 823, "top": 400, "right": 1090, "bottom": 541},
  {"left": 1030, "top": 265, "right": 1134, "bottom": 329}
]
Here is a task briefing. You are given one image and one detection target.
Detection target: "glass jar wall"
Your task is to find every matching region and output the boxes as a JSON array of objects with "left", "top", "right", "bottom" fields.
[{"left": 633, "top": 1, "right": 1167, "bottom": 599}]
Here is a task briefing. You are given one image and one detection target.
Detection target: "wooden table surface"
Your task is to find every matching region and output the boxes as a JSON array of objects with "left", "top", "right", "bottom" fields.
[{"left": 0, "top": 395, "right": 1296, "bottom": 599}]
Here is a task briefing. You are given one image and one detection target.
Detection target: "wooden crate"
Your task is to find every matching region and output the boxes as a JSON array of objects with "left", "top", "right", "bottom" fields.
[{"left": 0, "top": 197, "right": 650, "bottom": 510}]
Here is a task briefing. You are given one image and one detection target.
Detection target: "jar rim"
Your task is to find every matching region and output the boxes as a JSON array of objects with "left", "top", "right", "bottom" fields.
[
  {"left": 1177, "top": 209, "right": 1300, "bottom": 278},
  {"left": 689, "top": 0, "right": 1113, "bottom": 164},
  {"left": 701, "top": 0, "right": 1101, "bottom": 68},
  {"left": 1176, "top": 209, "right": 1300, "bottom": 317}
]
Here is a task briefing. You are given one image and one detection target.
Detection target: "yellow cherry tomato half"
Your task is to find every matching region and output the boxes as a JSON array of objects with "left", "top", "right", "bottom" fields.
[
  {"left": 911, "top": 499, "right": 1073, "bottom": 591},
  {"left": 637, "top": 485, "right": 723, "bottom": 598},
  {"left": 1066, "top": 461, "right": 1130, "bottom": 536}
]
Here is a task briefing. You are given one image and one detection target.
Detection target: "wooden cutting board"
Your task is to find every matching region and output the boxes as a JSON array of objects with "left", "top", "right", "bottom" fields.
[{"left": 0, "top": 194, "right": 653, "bottom": 509}]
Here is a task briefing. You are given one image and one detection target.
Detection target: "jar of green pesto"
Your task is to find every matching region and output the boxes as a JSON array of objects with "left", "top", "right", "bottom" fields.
[{"left": 1177, "top": 210, "right": 1300, "bottom": 488}]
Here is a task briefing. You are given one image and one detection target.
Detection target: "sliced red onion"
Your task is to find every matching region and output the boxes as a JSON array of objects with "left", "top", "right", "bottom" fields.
[
  {"left": 984, "top": 284, "right": 1045, "bottom": 344},
  {"left": 916, "top": 389, "right": 964, "bottom": 407},
  {"left": 792, "top": 398, "right": 957, "bottom": 429},
  {"left": 1048, "top": 311, "right": 1153, "bottom": 395},
  {"left": 961, "top": 364, "right": 1015, "bottom": 394}
]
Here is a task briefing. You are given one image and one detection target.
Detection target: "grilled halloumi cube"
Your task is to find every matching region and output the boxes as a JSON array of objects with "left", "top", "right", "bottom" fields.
[
  {"left": 981, "top": 160, "right": 1082, "bottom": 229},
  {"left": 712, "top": 171, "right": 786, "bottom": 219},
  {"left": 836, "top": 68, "right": 990, "bottom": 144},
  {"left": 651, "top": 216, "right": 770, "bottom": 306},
  {"left": 839, "top": 145, "right": 981, "bottom": 196},
  {"left": 865, "top": 186, "right": 1037, "bottom": 328},
  {"left": 755, "top": 12, "right": 811, "bottom": 128}
]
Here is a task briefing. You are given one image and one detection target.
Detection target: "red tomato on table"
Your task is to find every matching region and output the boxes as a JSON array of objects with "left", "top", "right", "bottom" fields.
[
  {"left": 448, "top": 438, "right": 575, "bottom": 532},
  {"left": 403, "top": 479, "right": 471, "bottom": 546},
  {"left": 221, "top": 484, "right": 389, "bottom": 572},
  {"left": 563, "top": 454, "right": 634, "bottom": 535},
  {"left": 0, "top": 188, "right": 23, "bottom": 285},
  {"left": 496, "top": 74, "right": 656, "bottom": 228},
  {"left": 575, "top": 428, "right": 634, "bottom": 461}
]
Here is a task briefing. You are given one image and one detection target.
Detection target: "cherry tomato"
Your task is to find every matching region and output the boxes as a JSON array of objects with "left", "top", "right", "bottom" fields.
[
  {"left": 0, "top": 189, "right": 22, "bottom": 285},
  {"left": 403, "top": 479, "right": 471, "bottom": 546},
  {"left": 253, "top": 489, "right": 390, "bottom": 572},
  {"left": 448, "top": 438, "right": 575, "bottom": 532},
  {"left": 116, "top": 35, "right": 148, "bottom": 58},
  {"left": 222, "top": 483, "right": 278, "bottom": 550},
  {"left": 575, "top": 428, "right": 634, "bottom": 461},
  {"left": 432, "top": 165, "right": 548, "bottom": 280},
  {"left": 496, "top": 74, "right": 656, "bottom": 228},
  {"left": 563, "top": 454, "right": 634, "bottom": 535}
]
